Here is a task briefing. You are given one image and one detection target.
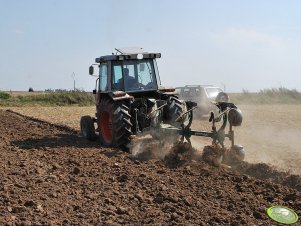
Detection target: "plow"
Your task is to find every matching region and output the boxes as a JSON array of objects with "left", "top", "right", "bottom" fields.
[
  {"left": 81, "top": 48, "right": 245, "bottom": 164},
  {"left": 138, "top": 101, "right": 245, "bottom": 164}
]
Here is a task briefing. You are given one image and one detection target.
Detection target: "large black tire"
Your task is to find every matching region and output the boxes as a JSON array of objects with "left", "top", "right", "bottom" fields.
[
  {"left": 99, "top": 98, "right": 132, "bottom": 147},
  {"left": 80, "top": 116, "right": 96, "bottom": 141},
  {"left": 166, "top": 96, "right": 188, "bottom": 127}
]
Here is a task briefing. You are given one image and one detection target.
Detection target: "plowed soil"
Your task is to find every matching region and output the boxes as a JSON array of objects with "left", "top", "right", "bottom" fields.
[{"left": 1, "top": 109, "right": 301, "bottom": 225}]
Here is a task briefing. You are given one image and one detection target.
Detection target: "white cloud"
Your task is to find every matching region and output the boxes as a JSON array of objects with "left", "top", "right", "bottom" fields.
[{"left": 209, "top": 28, "right": 287, "bottom": 50}]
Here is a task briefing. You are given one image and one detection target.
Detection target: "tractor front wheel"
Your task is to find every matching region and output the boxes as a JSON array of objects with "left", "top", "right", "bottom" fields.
[{"left": 80, "top": 115, "right": 96, "bottom": 141}]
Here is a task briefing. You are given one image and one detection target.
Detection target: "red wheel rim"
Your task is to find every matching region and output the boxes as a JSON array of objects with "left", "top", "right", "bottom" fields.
[{"left": 100, "top": 111, "right": 112, "bottom": 144}]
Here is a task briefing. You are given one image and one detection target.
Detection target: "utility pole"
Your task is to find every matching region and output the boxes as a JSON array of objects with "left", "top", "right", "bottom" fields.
[{"left": 71, "top": 72, "right": 75, "bottom": 91}]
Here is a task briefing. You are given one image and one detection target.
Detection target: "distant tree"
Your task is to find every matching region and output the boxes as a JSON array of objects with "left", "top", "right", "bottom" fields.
[{"left": 28, "top": 87, "right": 34, "bottom": 92}]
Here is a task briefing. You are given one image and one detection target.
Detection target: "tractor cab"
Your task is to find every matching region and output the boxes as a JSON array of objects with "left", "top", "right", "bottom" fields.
[{"left": 89, "top": 48, "right": 162, "bottom": 95}]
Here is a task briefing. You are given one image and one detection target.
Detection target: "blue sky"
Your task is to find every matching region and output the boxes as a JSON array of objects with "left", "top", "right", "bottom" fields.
[{"left": 1, "top": 0, "right": 301, "bottom": 92}]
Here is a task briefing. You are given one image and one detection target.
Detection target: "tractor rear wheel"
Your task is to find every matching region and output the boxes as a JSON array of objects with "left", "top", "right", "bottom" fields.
[
  {"left": 166, "top": 96, "right": 188, "bottom": 127},
  {"left": 80, "top": 116, "right": 96, "bottom": 141},
  {"left": 99, "top": 98, "right": 132, "bottom": 147}
]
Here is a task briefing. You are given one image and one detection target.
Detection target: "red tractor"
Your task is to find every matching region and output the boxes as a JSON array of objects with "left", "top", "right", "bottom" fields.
[
  {"left": 80, "top": 48, "right": 245, "bottom": 161},
  {"left": 81, "top": 48, "right": 188, "bottom": 147}
]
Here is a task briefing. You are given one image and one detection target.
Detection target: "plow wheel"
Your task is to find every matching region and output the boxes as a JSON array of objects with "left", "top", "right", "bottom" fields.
[{"left": 99, "top": 98, "right": 132, "bottom": 147}]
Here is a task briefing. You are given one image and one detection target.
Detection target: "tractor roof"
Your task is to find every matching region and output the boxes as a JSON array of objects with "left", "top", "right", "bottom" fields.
[
  {"left": 95, "top": 47, "right": 161, "bottom": 63},
  {"left": 95, "top": 53, "right": 161, "bottom": 63}
]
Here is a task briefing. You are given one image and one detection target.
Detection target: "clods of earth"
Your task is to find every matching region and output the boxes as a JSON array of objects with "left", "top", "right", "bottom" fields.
[{"left": 0, "top": 110, "right": 301, "bottom": 225}]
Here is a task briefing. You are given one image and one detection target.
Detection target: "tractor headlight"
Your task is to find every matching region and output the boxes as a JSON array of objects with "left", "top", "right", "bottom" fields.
[{"left": 137, "top": 53, "right": 143, "bottom": 59}]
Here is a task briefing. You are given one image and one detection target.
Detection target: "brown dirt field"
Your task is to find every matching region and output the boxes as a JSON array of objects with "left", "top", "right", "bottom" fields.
[
  {"left": 1, "top": 104, "right": 301, "bottom": 173},
  {"left": 1, "top": 104, "right": 300, "bottom": 174},
  {"left": 1, "top": 108, "right": 301, "bottom": 225}
]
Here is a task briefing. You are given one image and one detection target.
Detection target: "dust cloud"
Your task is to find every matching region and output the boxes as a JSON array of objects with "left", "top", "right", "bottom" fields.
[
  {"left": 129, "top": 128, "right": 204, "bottom": 163},
  {"left": 234, "top": 105, "right": 301, "bottom": 174},
  {"left": 129, "top": 130, "right": 177, "bottom": 161},
  {"left": 192, "top": 104, "right": 301, "bottom": 174}
]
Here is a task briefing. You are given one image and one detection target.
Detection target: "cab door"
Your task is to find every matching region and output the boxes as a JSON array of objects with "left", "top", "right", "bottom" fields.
[{"left": 96, "top": 63, "right": 108, "bottom": 105}]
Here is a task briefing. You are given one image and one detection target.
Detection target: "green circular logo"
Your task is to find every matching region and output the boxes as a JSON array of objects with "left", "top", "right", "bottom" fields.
[{"left": 267, "top": 206, "right": 299, "bottom": 224}]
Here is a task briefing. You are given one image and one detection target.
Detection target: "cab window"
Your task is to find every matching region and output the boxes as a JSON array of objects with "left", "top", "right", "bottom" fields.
[
  {"left": 112, "top": 64, "right": 123, "bottom": 90},
  {"left": 99, "top": 64, "right": 108, "bottom": 91}
]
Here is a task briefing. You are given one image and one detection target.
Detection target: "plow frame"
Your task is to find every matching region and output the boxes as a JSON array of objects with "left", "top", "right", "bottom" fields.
[{"left": 149, "top": 102, "right": 240, "bottom": 149}]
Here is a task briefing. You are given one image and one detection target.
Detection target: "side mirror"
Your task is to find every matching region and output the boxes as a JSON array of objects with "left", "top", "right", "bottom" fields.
[
  {"left": 139, "top": 63, "right": 145, "bottom": 72},
  {"left": 92, "top": 89, "right": 96, "bottom": 94},
  {"left": 89, "top": 66, "right": 94, "bottom": 75}
]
